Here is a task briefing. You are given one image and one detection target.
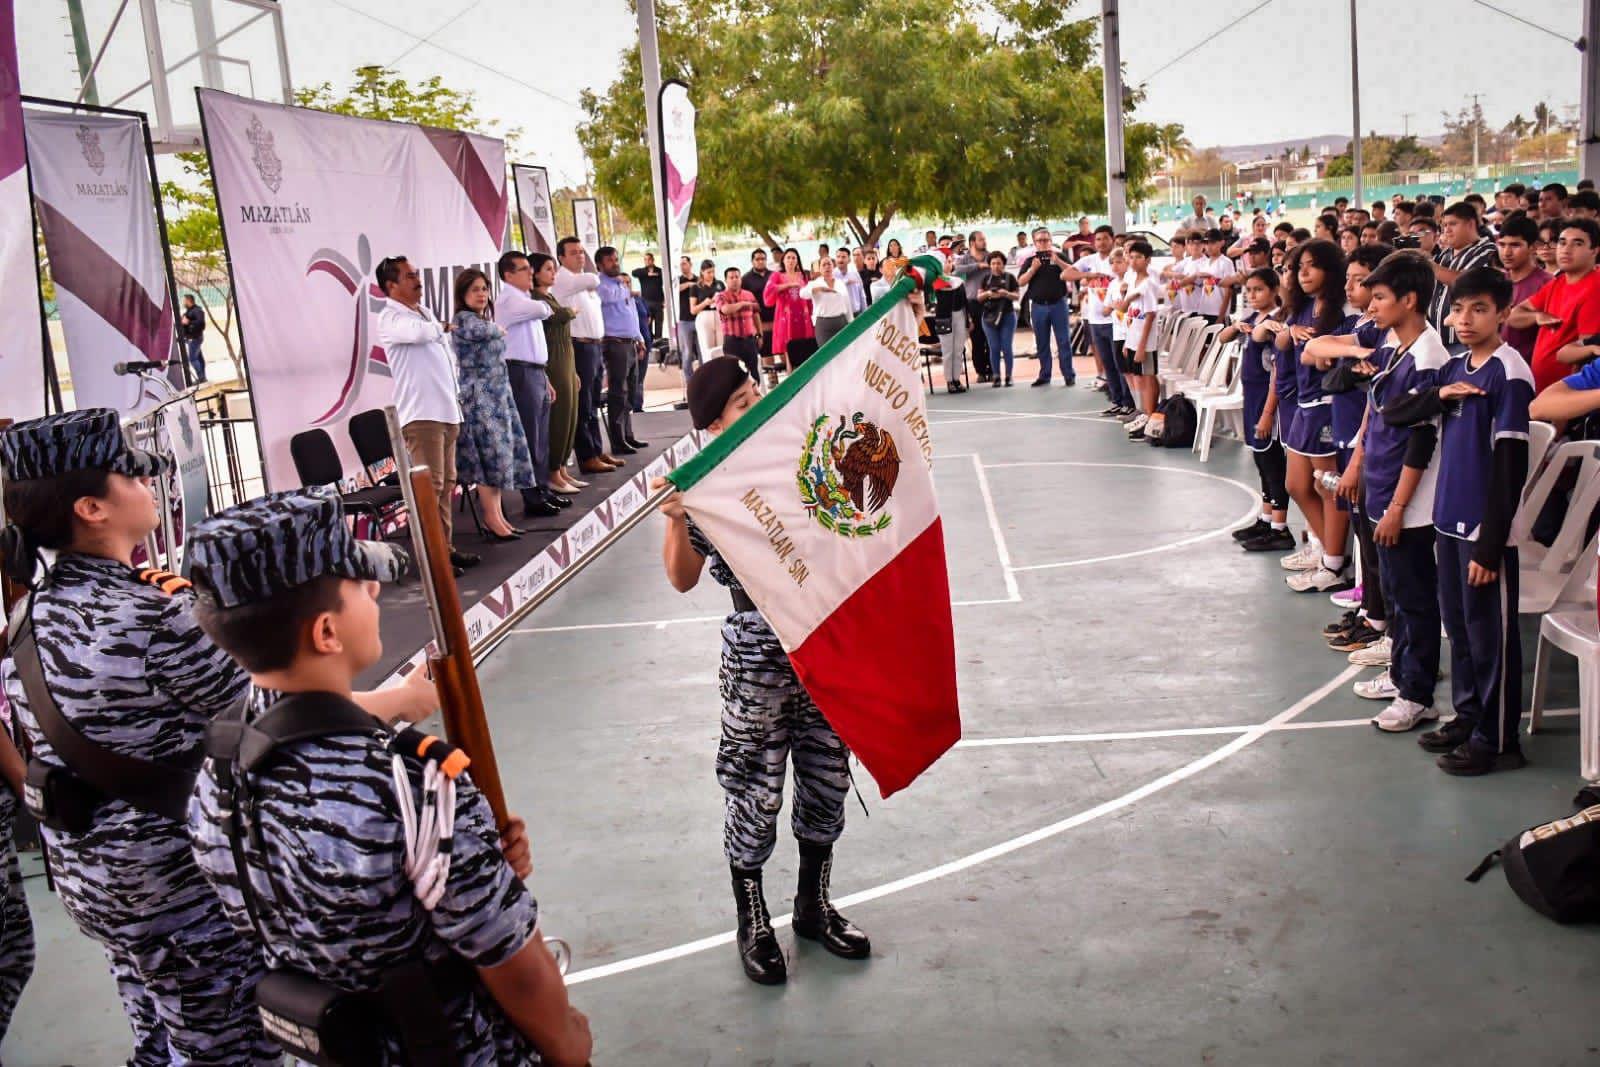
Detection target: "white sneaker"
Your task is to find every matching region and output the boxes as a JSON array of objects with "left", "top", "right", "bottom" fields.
[
  {"left": 1353, "top": 671, "right": 1398, "bottom": 701},
  {"left": 1348, "top": 634, "right": 1392, "bottom": 667},
  {"left": 1286, "top": 565, "right": 1351, "bottom": 592},
  {"left": 1372, "top": 697, "right": 1439, "bottom": 733},
  {"left": 1125, "top": 413, "right": 1149, "bottom": 434},
  {"left": 1329, "top": 586, "right": 1363, "bottom": 608},
  {"left": 1279, "top": 541, "right": 1322, "bottom": 571}
]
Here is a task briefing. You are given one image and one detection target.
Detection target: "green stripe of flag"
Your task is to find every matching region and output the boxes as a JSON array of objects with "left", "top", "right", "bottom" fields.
[{"left": 668, "top": 254, "right": 946, "bottom": 492}]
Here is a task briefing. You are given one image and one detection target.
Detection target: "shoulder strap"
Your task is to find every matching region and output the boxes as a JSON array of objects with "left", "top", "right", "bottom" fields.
[
  {"left": 10, "top": 591, "right": 204, "bottom": 822},
  {"left": 205, "top": 691, "right": 389, "bottom": 949},
  {"left": 136, "top": 567, "right": 192, "bottom": 594}
]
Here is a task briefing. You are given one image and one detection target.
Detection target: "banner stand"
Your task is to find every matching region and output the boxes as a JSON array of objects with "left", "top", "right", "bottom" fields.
[
  {"left": 21, "top": 95, "right": 190, "bottom": 394},
  {"left": 655, "top": 78, "right": 692, "bottom": 409},
  {"left": 192, "top": 86, "right": 271, "bottom": 485}
]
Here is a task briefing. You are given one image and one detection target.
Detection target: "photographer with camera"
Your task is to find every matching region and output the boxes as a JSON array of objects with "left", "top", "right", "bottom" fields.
[{"left": 1019, "top": 227, "right": 1102, "bottom": 387}]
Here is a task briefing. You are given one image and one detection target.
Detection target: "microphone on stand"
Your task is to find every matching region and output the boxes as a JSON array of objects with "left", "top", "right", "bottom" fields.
[{"left": 113, "top": 360, "right": 166, "bottom": 375}]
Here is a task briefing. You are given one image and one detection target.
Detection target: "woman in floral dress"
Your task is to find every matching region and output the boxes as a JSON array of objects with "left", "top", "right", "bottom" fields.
[{"left": 452, "top": 268, "right": 534, "bottom": 540}]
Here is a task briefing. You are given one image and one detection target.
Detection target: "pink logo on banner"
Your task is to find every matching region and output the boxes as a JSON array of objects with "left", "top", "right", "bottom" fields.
[{"left": 304, "top": 234, "right": 391, "bottom": 424}]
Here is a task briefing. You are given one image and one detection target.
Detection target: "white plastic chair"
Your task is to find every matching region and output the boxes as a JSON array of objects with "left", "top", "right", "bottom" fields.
[
  {"left": 1527, "top": 606, "right": 1600, "bottom": 783},
  {"left": 1191, "top": 346, "right": 1246, "bottom": 462},
  {"left": 1160, "top": 324, "right": 1221, "bottom": 398},
  {"left": 1513, "top": 439, "right": 1600, "bottom": 571}
]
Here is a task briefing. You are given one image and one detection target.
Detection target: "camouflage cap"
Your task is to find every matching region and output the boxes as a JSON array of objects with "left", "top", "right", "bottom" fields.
[
  {"left": 187, "top": 486, "right": 410, "bottom": 609},
  {"left": 0, "top": 408, "right": 169, "bottom": 483}
]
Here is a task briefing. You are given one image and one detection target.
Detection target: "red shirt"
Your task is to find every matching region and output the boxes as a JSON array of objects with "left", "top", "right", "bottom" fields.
[
  {"left": 714, "top": 288, "right": 759, "bottom": 338},
  {"left": 1529, "top": 269, "right": 1600, "bottom": 392}
]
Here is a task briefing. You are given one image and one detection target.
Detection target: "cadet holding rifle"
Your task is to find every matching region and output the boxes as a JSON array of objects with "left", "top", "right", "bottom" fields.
[{"left": 185, "top": 485, "right": 591, "bottom": 1065}]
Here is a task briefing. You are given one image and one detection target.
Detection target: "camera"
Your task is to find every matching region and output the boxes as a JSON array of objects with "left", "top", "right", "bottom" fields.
[{"left": 1393, "top": 235, "right": 1422, "bottom": 250}]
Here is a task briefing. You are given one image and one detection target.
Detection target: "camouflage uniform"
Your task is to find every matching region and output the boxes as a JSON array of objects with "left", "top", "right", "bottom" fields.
[
  {"left": 0, "top": 783, "right": 34, "bottom": 1041},
  {"left": 185, "top": 488, "right": 545, "bottom": 1065},
  {"left": 0, "top": 409, "right": 278, "bottom": 1065},
  {"left": 687, "top": 519, "right": 850, "bottom": 870}
]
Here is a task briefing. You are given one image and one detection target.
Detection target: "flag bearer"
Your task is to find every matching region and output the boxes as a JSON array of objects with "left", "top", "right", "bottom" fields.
[
  {"left": 653, "top": 356, "right": 871, "bottom": 986},
  {"left": 0, "top": 409, "right": 280, "bottom": 1064}
]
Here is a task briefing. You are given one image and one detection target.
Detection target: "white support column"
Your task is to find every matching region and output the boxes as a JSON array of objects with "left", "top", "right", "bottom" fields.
[
  {"left": 1349, "top": 0, "right": 1363, "bottom": 207},
  {"left": 1583, "top": 0, "right": 1600, "bottom": 182},
  {"left": 1101, "top": 0, "right": 1128, "bottom": 231},
  {"left": 136, "top": 0, "right": 175, "bottom": 147},
  {"left": 637, "top": 0, "right": 676, "bottom": 347}
]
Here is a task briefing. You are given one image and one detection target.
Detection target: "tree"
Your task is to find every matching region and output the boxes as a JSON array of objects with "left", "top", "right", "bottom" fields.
[
  {"left": 161, "top": 68, "right": 520, "bottom": 385},
  {"left": 1439, "top": 102, "right": 1500, "bottom": 168},
  {"left": 577, "top": 0, "right": 1164, "bottom": 252},
  {"left": 1151, "top": 123, "right": 1192, "bottom": 169}
]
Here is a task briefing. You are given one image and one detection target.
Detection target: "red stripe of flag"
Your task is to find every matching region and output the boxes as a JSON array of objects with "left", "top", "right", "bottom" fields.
[{"left": 789, "top": 518, "right": 960, "bottom": 798}]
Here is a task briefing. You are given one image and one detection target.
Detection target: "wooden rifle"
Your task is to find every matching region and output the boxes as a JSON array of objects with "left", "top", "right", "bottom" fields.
[{"left": 382, "top": 408, "right": 510, "bottom": 829}]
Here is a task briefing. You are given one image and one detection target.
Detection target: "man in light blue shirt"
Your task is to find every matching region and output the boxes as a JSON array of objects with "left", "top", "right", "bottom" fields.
[
  {"left": 497, "top": 251, "right": 563, "bottom": 517},
  {"left": 596, "top": 246, "right": 647, "bottom": 456}
]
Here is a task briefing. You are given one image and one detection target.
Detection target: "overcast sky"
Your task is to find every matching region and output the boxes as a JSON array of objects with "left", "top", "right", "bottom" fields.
[{"left": 17, "top": 0, "right": 1587, "bottom": 184}]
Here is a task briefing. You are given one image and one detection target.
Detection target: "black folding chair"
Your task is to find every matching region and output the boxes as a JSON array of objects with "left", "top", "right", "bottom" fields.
[
  {"left": 289, "top": 428, "right": 404, "bottom": 534},
  {"left": 349, "top": 408, "right": 484, "bottom": 537}
]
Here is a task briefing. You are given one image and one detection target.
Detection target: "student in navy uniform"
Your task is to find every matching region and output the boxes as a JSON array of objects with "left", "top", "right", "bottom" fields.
[
  {"left": 1277, "top": 240, "right": 1353, "bottom": 591},
  {"left": 1307, "top": 244, "right": 1392, "bottom": 653},
  {"left": 651, "top": 357, "right": 869, "bottom": 987},
  {"left": 0, "top": 409, "right": 281, "bottom": 1064},
  {"left": 1343, "top": 253, "right": 1449, "bottom": 730},
  {"left": 1224, "top": 268, "right": 1294, "bottom": 552},
  {"left": 186, "top": 486, "right": 593, "bottom": 1064},
  {"left": 1388, "top": 268, "right": 1535, "bottom": 774}
]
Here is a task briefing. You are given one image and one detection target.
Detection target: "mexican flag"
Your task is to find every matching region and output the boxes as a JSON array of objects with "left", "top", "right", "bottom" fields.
[{"left": 668, "top": 255, "right": 960, "bottom": 797}]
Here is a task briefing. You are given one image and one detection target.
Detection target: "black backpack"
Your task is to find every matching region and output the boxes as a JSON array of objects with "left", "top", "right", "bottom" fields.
[
  {"left": 1466, "top": 804, "right": 1600, "bottom": 923},
  {"left": 1150, "top": 396, "right": 1196, "bottom": 449}
]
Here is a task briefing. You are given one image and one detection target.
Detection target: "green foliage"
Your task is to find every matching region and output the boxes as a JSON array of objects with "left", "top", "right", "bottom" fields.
[
  {"left": 294, "top": 66, "right": 522, "bottom": 147},
  {"left": 578, "top": 0, "right": 1165, "bottom": 248},
  {"left": 1324, "top": 133, "right": 1438, "bottom": 178}
]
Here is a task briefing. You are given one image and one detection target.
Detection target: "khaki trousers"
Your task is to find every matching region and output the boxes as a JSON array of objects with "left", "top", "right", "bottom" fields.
[{"left": 402, "top": 420, "right": 459, "bottom": 545}]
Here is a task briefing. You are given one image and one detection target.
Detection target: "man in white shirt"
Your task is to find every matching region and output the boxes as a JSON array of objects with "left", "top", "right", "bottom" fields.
[
  {"left": 374, "top": 255, "right": 476, "bottom": 568},
  {"left": 834, "top": 248, "right": 866, "bottom": 315},
  {"left": 1192, "top": 229, "right": 1237, "bottom": 323},
  {"left": 552, "top": 236, "right": 622, "bottom": 474},
  {"left": 496, "top": 251, "right": 562, "bottom": 518}
]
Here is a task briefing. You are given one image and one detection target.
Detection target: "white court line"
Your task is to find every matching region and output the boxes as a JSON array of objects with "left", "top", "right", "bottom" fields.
[
  {"left": 509, "top": 595, "right": 1023, "bottom": 637},
  {"left": 955, "top": 707, "right": 1583, "bottom": 748},
  {"left": 563, "top": 664, "right": 1362, "bottom": 987},
  {"left": 983, "top": 461, "right": 1261, "bottom": 573},
  {"left": 970, "top": 453, "right": 1021, "bottom": 603}
]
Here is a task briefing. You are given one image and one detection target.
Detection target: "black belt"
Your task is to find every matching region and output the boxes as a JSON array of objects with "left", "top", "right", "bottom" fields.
[{"left": 730, "top": 588, "right": 757, "bottom": 613}]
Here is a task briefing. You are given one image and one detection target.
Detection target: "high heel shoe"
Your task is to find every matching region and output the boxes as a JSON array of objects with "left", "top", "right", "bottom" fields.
[{"left": 485, "top": 529, "right": 522, "bottom": 543}]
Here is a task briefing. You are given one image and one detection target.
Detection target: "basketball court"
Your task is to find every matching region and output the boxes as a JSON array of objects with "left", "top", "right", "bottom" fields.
[{"left": 10, "top": 383, "right": 1598, "bottom": 1065}]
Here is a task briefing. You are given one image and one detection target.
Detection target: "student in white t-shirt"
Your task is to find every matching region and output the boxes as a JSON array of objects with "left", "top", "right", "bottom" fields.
[
  {"left": 1074, "top": 225, "right": 1133, "bottom": 415},
  {"left": 1191, "top": 229, "right": 1238, "bottom": 322},
  {"left": 1104, "top": 247, "right": 1135, "bottom": 417},
  {"left": 1163, "top": 232, "right": 1206, "bottom": 314},
  {"left": 1115, "top": 239, "right": 1168, "bottom": 438}
]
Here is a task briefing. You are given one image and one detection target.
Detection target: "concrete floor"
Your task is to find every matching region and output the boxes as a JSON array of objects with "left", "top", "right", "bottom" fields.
[{"left": 8, "top": 374, "right": 1599, "bottom": 1066}]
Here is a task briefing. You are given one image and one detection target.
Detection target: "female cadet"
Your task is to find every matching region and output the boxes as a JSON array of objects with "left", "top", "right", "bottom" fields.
[
  {"left": 0, "top": 409, "right": 438, "bottom": 1063},
  {"left": 651, "top": 357, "right": 870, "bottom": 986}
]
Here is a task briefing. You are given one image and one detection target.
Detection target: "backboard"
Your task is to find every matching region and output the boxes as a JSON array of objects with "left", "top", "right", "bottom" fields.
[{"left": 18, "top": 0, "right": 291, "bottom": 153}]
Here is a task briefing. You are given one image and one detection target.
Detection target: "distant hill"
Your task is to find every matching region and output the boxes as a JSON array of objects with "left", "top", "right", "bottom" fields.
[{"left": 1210, "top": 133, "right": 1443, "bottom": 163}]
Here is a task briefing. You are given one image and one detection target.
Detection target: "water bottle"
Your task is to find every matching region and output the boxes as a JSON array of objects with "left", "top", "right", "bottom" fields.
[{"left": 1317, "top": 471, "right": 1342, "bottom": 493}]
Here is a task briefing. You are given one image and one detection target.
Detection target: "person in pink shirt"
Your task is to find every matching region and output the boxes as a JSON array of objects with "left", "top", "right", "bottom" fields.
[{"left": 763, "top": 248, "right": 816, "bottom": 371}]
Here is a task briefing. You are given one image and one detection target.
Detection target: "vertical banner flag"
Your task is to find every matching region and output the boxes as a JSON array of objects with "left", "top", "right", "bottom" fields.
[
  {"left": 668, "top": 257, "right": 960, "bottom": 797},
  {"left": 24, "top": 109, "right": 175, "bottom": 414},
  {"left": 573, "top": 197, "right": 601, "bottom": 271},
  {"left": 658, "top": 80, "right": 697, "bottom": 263},
  {"left": 198, "top": 90, "right": 508, "bottom": 490},
  {"left": 0, "top": 0, "right": 45, "bottom": 422},
  {"left": 511, "top": 163, "right": 556, "bottom": 257}
]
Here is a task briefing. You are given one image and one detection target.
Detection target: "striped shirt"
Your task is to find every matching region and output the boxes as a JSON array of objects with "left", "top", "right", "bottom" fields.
[{"left": 1428, "top": 238, "right": 1502, "bottom": 344}]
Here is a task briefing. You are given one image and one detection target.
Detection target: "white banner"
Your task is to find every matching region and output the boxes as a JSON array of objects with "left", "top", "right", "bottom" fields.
[
  {"left": 198, "top": 90, "right": 508, "bottom": 490},
  {"left": 659, "top": 81, "right": 697, "bottom": 262},
  {"left": 511, "top": 163, "right": 556, "bottom": 258},
  {"left": 0, "top": 0, "right": 44, "bottom": 423},
  {"left": 24, "top": 109, "right": 174, "bottom": 415},
  {"left": 573, "top": 196, "right": 600, "bottom": 270}
]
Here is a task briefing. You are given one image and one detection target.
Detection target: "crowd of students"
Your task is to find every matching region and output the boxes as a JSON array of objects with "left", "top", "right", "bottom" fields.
[{"left": 1054, "top": 180, "right": 1600, "bottom": 778}]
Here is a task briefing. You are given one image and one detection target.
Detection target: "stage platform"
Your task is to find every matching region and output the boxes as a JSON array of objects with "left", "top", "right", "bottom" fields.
[{"left": 361, "top": 408, "right": 700, "bottom": 687}]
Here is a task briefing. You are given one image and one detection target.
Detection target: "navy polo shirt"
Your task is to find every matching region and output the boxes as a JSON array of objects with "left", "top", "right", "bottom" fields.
[
  {"left": 1433, "top": 344, "right": 1535, "bottom": 540},
  {"left": 1362, "top": 326, "right": 1450, "bottom": 525}
]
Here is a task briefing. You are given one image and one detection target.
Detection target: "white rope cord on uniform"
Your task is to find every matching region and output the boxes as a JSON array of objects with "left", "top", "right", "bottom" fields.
[{"left": 390, "top": 747, "right": 455, "bottom": 911}]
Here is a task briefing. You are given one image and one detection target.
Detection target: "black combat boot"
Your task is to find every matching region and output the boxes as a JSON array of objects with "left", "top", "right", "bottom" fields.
[
  {"left": 732, "top": 867, "right": 786, "bottom": 985},
  {"left": 791, "top": 842, "right": 871, "bottom": 960}
]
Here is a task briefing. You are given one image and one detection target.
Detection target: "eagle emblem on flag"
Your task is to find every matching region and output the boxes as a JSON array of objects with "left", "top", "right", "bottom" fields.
[{"left": 797, "top": 412, "right": 899, "bottom": 538}]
